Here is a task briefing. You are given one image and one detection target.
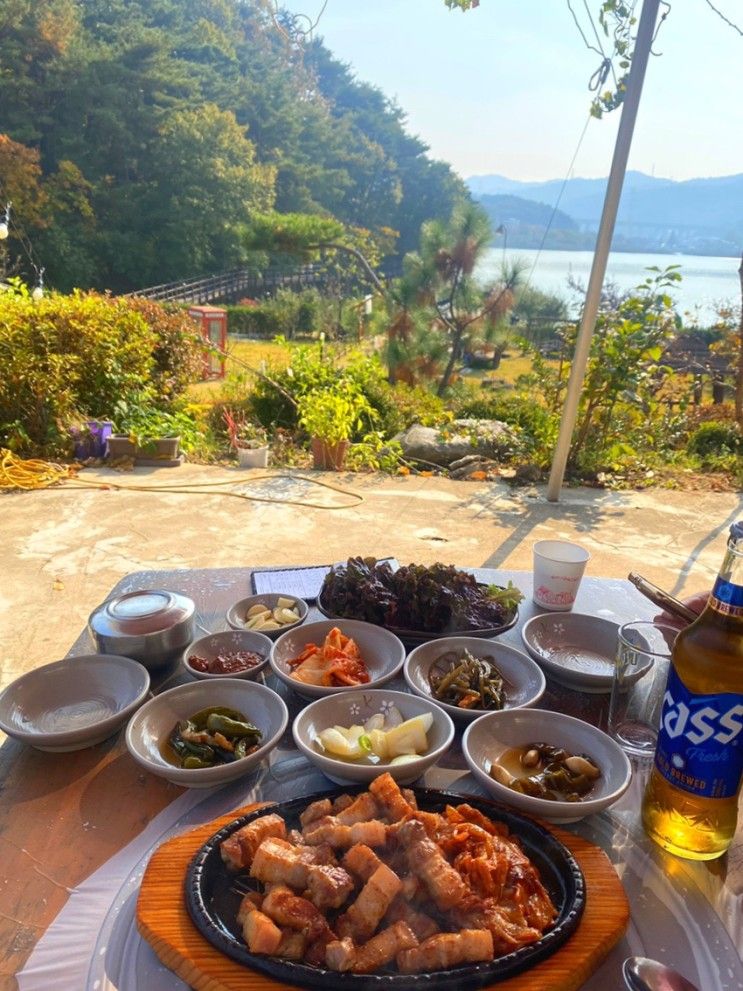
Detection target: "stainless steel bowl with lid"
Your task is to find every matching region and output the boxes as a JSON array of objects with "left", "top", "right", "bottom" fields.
[{"left": 88, "top": 588, "right": 195, "bottom": 670}]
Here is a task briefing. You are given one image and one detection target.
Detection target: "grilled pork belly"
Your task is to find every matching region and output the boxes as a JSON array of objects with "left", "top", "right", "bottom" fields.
[
  {"left": 220, "top": 813, "right": 287, "bottom": 871},
  {"left": 397, "top": 819, "right": 471, "bottom": 912},
  {"left": 326, "top": 921, "right": 418, "bottom": 973},
  {"left": 397, "top": 929, "right": 494, "bottom": 974},
  {"left": 336, "top": 862, "right": 402, "bottom": 942},
  {"left": 305, "top": 863, "right": 355, "bottom": 910},
  {"left": 303, "top": 816, "right": 387, "bottom": 849}
]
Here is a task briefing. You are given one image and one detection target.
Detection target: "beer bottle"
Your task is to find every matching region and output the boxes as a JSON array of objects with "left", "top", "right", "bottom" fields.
[{"left": 641, "top": 522, "right": 743, "bottom": 860}]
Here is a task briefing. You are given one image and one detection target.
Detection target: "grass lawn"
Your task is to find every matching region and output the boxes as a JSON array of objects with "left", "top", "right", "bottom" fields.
[
  {"left": 188, "top": 337, "right": 295, "bottom": 400},
  {"left": 188, "top": 336, "right": 539, "bottom": 403}
]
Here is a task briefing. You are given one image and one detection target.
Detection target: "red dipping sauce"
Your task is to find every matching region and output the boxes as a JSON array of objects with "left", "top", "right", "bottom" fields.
[{"left": 189, "top": 650, "right": 264, "bottom": 675}]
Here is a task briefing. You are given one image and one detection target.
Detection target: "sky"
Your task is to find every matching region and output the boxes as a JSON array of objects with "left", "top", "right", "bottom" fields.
[{"left": 284, "top": 0, "right": 743, "bottom": 183}]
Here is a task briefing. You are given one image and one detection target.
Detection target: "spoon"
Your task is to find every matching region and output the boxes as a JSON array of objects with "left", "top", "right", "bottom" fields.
[{"left": 623, "top": 957, "right": 701, "bottom": 991}]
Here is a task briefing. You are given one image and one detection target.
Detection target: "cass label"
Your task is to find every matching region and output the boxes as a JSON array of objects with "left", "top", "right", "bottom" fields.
[{"left": 655, "top": 667, "right": 743, "bottom": 799}]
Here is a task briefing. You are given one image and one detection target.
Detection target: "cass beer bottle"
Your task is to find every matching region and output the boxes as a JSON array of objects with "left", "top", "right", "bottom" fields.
[{"left": 641, "top": 522, "right": 743, "bottom": 860}]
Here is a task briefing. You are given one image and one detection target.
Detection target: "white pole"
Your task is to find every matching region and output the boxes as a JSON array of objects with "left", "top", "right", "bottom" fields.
[{"left": 546, "top": 0, "right": 661, "bottom": 501}]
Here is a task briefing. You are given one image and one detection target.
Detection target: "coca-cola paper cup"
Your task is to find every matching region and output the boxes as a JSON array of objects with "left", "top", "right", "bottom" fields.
[{"left": 532, "top": 539, "right": 590, "bottom": 611}]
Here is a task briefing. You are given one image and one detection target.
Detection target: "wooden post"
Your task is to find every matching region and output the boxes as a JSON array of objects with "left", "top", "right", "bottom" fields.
[{"left": 737, "top": 252, "right": 743, "bottom": 426}]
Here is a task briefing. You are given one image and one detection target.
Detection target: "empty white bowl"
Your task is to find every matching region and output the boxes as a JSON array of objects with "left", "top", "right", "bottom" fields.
[
  {"left": 0, "top": 654, "right": 151, "bottom": 752},
  {"left": 521, "top": 613, "right": 621, "bottom": 693},
  {"left": 270, "top": 619, "right": 406, "bottom": 700},
  {"left": 183, "top": 630, "right": 272, "bottom": 681},
  {"left": 292, "top": 689, "right": 455, "bottom": 786},
  {"left": 404, "top": 636, "right": 546, "bottom": 722},
  {"left": 226, "top": 593, "right": 308, "bottom": 639},
  {"left": 125, "top": 679, "right": 288, "bottom": 788},
  {"left": 462, "top": 707, "right": 632, "bottom": 823}
]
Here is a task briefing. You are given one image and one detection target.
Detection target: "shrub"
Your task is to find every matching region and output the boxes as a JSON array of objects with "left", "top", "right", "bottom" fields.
[
  {"left": 451, "top": 393, "right": 557, "bottom": 457},
  {"left": 245, "top": 341, "right": 450, "bottom": 441},
  {"left": 248, "top": 340, "right": 343, "bottom": 428},
  {"left": 0, "top": 289, "right": 205, "bottom": 454},
  {"left": 687, "top": 421, "right": 742, "bottom": 459},
  {"left": 226, "top": 288, "right": 325, "bottom": 339},
  {"left": 361, "top": 380, "right": 450, "bottom": 435},
  {"left": 125, "top": 298, "right": 205, "bottom": 399}
]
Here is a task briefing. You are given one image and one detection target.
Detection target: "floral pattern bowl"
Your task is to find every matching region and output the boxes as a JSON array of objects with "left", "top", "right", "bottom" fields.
[
  {"left": 183, "top": 630, "right": 273, "bottom": 681},
  {"left": 292, "top": 688, "right": 455, "bottom": 785},
  {"left": 520, "top": 613, "right": 621, "bottom": 693}
]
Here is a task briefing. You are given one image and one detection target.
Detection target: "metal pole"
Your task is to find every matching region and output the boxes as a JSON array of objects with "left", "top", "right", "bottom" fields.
[{"left": 546, "top": 0, "right": 661, "bottom": 501}]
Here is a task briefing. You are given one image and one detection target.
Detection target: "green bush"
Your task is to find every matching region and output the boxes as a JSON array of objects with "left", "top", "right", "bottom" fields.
[
  {"left": 687, "top": 421, "right": 742, "bottom": 459},
  {"left": 0, "top": 288, "right": 204, "bottom": 454},
  {"left": 451, "top": 393, "right": 557, "bottom": 457},
  {"left": 227, "top": 289, "right": 325, "bottom": 339},
  {"left": 360, "top": 380, "right": 450, "bottom": 435},
  {"left": 248, "top": 340, "right": 344, "bottom": 429},
  {"left": 125, "top": 298, "right": 205, "bottom": 399},
  {"left": 246, "top": 341, "right": 449, "bottom": 441}
]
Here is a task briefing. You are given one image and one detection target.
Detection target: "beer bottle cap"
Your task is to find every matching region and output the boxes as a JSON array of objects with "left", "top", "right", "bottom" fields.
[{"left": 730, "top": 521, "right": 743, "bottom": 541}]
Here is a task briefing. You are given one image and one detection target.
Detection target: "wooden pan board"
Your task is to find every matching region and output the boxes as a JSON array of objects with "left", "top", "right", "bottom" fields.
[{"left": 137, "top": 794, "right": 629, "bottom": 991}]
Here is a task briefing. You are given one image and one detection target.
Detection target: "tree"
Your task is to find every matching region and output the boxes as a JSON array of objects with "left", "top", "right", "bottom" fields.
[
  {"left": 399, "top": 202, "right": 520, "bottom": 395},
  {"left": 708, "top": 254, "right": 743, "bottom": 426}
]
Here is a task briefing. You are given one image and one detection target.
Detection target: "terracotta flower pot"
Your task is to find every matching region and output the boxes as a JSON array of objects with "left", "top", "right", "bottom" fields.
[{"left": 311, "top": 437, "right": 349, "bottom": 471}]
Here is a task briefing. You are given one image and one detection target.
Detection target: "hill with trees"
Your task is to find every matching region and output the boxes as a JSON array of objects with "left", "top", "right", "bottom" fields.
[
  {"left": 0, "top": 0, "right": 466, "bottom": 292},
  {"left": 468, "top": 171, "right": 743, "bottom": 255}
]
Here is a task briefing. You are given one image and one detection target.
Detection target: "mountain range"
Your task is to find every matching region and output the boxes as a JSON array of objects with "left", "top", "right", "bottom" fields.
[{"left": 467, "top": 171, "right": 743, "bottom": 256}]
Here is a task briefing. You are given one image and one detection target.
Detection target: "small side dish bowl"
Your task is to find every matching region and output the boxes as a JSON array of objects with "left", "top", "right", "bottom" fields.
[
  {"left": 462, "top": 708, "right": 632, "bottom": 823},
  {"left": 404, "top": 636, "right": 546, "bottom": 722},
  {"left": 183, "top": 630, "right": 272, "bottom": 681},
  {"left": 226, "top": 593, "right": 309, "bottom": 640},
  {"left": 0, "top": 654, "right": 151, "bottom": 752},
  {"left": 292, "top": 689, "right": 455, "bottom": 786},
  {"left": 270, "top": 619, "right": 406, "bottom": 700},
  {"left": 521, "top": 613, "right": 621, "bottom": 693},
  {"left": 125, "top": 679, "right": 288, "bottom": 788}
]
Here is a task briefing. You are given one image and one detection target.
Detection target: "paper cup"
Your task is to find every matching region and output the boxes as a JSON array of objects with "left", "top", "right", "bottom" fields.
[{"left": 532, "top": 540, "right": 590, "bottom": 611}]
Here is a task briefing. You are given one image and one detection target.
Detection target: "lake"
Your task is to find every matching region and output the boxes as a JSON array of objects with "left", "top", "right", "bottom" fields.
[{"left": 477, "top": 248, "right": 740, "bottom": 325}]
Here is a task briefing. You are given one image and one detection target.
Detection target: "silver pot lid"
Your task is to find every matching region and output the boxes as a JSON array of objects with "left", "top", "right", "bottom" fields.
[{"left": 89, "top": 589, "right": 195, "bottom": 637}]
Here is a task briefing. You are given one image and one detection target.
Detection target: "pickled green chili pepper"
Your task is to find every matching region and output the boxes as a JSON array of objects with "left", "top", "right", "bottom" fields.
[
  {"left": 183, "top": 756, "right": 213, "bottom": 769},
  {"left": 166, "top": 706, "right": 263, "bottom": 770},
  {"left": 206, "top": 713, "right": 261, "bottom": 738}
]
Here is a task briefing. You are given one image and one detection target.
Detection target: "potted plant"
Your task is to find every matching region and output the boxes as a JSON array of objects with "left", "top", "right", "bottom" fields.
[
  {"left": 297, "top": 387, "right": 374, "bottom": 470},
  {"left": 68, "top": 418, "right": 114, "bottom": 460},
  {"left": 223, "top": 409, "right": 270, "bottom": 468},
  {"left": 109, "top": 398, "right": 201, "bottom": 464}
]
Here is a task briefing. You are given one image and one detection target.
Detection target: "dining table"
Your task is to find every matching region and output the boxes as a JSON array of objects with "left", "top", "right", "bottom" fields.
[{"left": 1, "top": 565, "right": 741, "bottom": 991}]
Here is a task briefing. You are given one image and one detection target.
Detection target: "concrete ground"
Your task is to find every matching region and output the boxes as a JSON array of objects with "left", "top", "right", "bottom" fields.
[{"left": 2, "top": 463, "right": 742, "bottom": 692}]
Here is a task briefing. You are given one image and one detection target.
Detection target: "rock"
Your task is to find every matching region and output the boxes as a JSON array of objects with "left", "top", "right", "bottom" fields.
[
  {"left": 449, "top": 455, "right": 500, "bottom": 481},
  {"left": 513, "top": 462, "right": 542, "bottom": 484},
  {"left": 395, "top": 420, "right": 515, "bottom": 467}
]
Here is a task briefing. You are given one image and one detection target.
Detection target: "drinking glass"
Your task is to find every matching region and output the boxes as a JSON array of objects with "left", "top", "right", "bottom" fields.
[{"left": 608, "top": 621, "right": 677, "bottom": 759}]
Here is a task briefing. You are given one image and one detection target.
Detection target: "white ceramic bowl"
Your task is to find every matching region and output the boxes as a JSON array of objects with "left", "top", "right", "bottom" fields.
[
  {"left": 0, "top": 654, "right": 151, "bottom": 752},
  {"left": 226, "top": 593, "right": 308, "bottom": 640},
  {"left": 462, "top": 707, "right": 632, "bottom": 823},
  {"left": 521, "top": 613, "right": 621, "bottom": 693},
  {"left": 125, "top": 679, "right": 288, "bottom": 788},
  {"left": 270, "top": 619, "right": 406, "bottom": 700},
  {"left": 404, "top": 636, "right": 546, "bottom": 722},
  {"left": 292, "top": 689, "right": 455, "bottom": 786},
  {"left": 183, "top": 630, "right": 272, "bottom": 681}
]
